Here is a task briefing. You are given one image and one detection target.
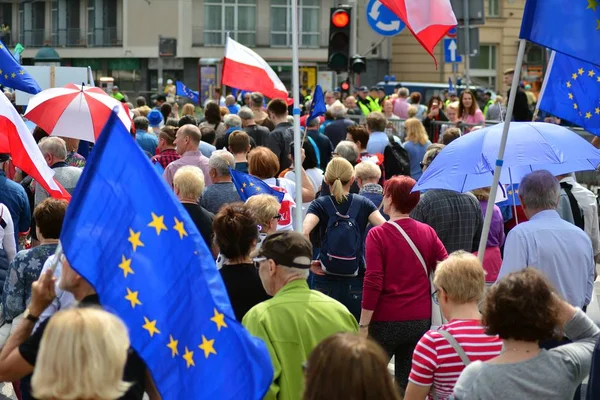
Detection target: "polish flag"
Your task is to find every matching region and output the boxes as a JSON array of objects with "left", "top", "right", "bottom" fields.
[
  {"left": 222, "top": 37, "right": 288, "bottom": 101},
  {"left": 0, "top": 94, "right": 70, "bottom": 201},
  {"left": 379, "top": 0, "right": 457, "bottom": 66}
]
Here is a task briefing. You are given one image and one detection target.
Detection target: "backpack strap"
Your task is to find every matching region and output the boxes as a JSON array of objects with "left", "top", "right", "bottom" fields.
[
  {"left": 346, "top": 195, "right": 362, "bottom": 219},
  {"left": 387, "top": 220, "right": 427, "bottom": 276},
  {"left": 306, "top": 135, "right": 321, "bottom": 169},
  {"left": 438, "top": 329, "right": 471, "bottom": 366}
]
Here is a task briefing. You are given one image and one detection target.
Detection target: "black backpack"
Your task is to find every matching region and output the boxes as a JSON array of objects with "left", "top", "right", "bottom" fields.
[{"left": 383, "top": 135, "right": 410, "bottom": 180}]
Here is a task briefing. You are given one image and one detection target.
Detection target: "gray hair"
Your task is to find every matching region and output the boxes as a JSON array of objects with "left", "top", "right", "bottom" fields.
[
  {"left": 278, "top": 265, "right": 310, "bottom": 280},
  {"left": 133, "top": 116, "right": 149, "bottom": 131},
  {"left": 223, "top": 114, "right": 242, "bottom": 128},
  {"left": 519, "top": 170, "right": 560, "bottom": 210},
  {"left": 334, "top": 140, "right": 359, "bottom": 165},
  {"left": 398, "top": 88, "right": 409, "bottom": 98},
  {"left": 306, "top": 117, "right": 320, "bottom": 128},
  {"left": 209, "top": 149, "right": 235, "bottom": 177},
  {"left": 330, "top": 103, "right": 347, "bottom": 119},
  {"left": 422, "top": 144, "right": 445, "bottom": 168},
  {"left": 238, "top": 106, "right": 254, "bottom": 120},
  {"left": 38, "top": 137, "right": 67, "bottom": 160}
]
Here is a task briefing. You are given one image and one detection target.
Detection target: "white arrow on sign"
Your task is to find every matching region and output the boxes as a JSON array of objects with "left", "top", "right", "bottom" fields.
[
  {"left": 369, "top": 1, "right": 381, "bottom": 20},
  {"left": 376, "top": 20, "right": 401, "bottom": 32},
  {"left": 448, "top": 39, "right": 457, "bottom": 62}
]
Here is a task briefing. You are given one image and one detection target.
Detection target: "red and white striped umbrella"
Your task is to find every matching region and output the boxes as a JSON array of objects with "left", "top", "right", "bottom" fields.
[{"left": 24, "top": 83, "right": 132, "bottom": 143}]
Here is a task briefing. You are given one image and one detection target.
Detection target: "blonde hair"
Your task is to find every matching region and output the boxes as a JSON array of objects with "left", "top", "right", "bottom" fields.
[
  {"left": 173, "top": 165, "right": 205, "bottom": 200},
  {"left": 433, "top": 251, "right": 485, "bottom": 304},
  {"left": 137, "top": 105, "right": 151, "bottom": 117},
  {"left": 181, "top": 103, "right": 196, "bottom": 116},
  {"left": 447, "top": 101, "right": 459, "bottom": 111},
  {"left": 31, "top": 307, "right": 131, "bottom": 400},
  {"left": 407, "top": 105, "right": 418, "bottom": 118},
  {"left": 325, "top": 157, "right": 354, "bottom": 203},
  {"left": 471, "top": 187, "right": 490, "bottom": 201},
  {"left": 59, "top": 137, "right": 80, "bottom": 153},
  {"left": 405, "top": 118, "right": 429, "bottom": 145},
  {"left": 354, "top": 161, "right": 381, "bottom": 182},
  {"left": 245, "top": 194, "right": 281, "bottom": 229}
]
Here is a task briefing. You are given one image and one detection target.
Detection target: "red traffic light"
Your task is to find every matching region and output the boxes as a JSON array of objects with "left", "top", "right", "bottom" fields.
[
  {"left": 331, "top": 10, "right": 350, "bottom": 28},
  {"left": 340, "top": 81, "right": 350, "bottom": 91}
]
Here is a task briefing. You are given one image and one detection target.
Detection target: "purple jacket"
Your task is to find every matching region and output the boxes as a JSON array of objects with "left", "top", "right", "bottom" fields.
[{"left": 480, "top": 200, "right": 505, "bottom": 248}]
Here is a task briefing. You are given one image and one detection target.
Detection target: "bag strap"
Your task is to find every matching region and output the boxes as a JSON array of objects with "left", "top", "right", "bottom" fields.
[
  {"left": 438, "top": 329, "right": 471, "bottom": 366},
  {"left": 387, "top": 220, "right": 427, "bottom": 277}
]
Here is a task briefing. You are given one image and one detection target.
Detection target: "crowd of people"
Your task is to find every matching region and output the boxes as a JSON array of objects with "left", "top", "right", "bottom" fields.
[{"left": 0, "top": 72, "right": 597, "bottom": 400}]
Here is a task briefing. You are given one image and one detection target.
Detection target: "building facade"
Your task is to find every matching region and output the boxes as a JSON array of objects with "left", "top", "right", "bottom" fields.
[
  {"left": 1, "top": 0, "right": 391, "bottom": 100},
  {"left": 390, "top": 0, "right": 545, "bottom": 95}
]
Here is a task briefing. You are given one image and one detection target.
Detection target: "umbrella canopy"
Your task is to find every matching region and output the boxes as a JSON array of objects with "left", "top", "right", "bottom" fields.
[
  {"left": 414, "top": 122, "right": 600, "bottom": 193},
  {"left": 24, "top": 83, "right": 132, "bottom": 143}
]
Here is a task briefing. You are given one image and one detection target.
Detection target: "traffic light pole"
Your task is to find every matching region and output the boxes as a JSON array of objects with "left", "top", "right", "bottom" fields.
[
  {"left": 349, "top": 0, "right": 357, "bottom": 88},
  {"left": 463, "top": 0, "right": 471, "bottom": 87},
  {"left": 291, "top": 0, "right": 303, "bottom": 233}
]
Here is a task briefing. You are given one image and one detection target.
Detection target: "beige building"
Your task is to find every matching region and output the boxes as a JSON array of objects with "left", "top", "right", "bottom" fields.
[
  {"left": 390, "top": 0, "right": 545, "bottom": 95},
  {"left": 0, "top": 0, "right": 392, "bottom": 99}
]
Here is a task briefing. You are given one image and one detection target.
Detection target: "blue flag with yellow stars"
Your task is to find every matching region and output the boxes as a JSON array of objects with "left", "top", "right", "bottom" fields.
[
  {"left": 175, "top": 80, "right": 199, "bottom": 104},
  {"left": 539, "top": 52, "right": 600, "bottom": 136},
  {"left": 308, "top": 84, "right": 326, "bottom": 122},
  {"left": 60, "top": 111, "right": 273, "bottom": 400},
  {"left": 520, "top": 0, "right": 600, "bottom": 66},
  {"left": 229, "top": 167, "right": 285, "bottom": 203},
  {"left": 0, "top": 39, "right": 40, "bottom": 94}
]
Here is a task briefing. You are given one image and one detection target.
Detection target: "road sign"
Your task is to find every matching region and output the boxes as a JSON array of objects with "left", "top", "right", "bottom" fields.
[
  {"left": 457, "top": 26, "right": 480, "bottom": 56},
  {"left": 366, "top": 0, "right": 406, "bottom": 37},
  {"left": 444, "top": 38, "right": 462, "bottom": 63},
  {"left": 450, "top": 0, "right": 485, "bottom": 25},
  {"left": 447, "top": 27, "right": 457, "bottom": 38}
]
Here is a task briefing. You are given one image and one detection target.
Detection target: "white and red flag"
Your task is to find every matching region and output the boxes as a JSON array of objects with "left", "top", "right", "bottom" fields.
[
  {"left": 0, "top": 93, "right": 70, "bottom": 200},
  {"left": 222, "top": 37, "right": 288, "bottom": 101},
  {"left": 380, "top": 0, "right": 457, "bottom": 66}
]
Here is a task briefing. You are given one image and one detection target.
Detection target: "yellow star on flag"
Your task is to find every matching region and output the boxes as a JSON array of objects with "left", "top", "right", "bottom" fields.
[
  {"left": 242, "top": 182, "right": 247, "bottom": 188},
  {"left": 118, "top": 255, "right": 134, "bottom": 277},
  {"left": 128, "top": 229, "right": 144, "bottom": 252},
  {"left": 586, "top": 112, "right": 593, "bottom": 119},
  {"left": 573, "top": 73, "right": 578, "bottom": 80},
  {"left": 579, "top": 68, "right": 585, "bottom": 75},
  {"left": 568, "top": 93, "right": 574, "bottom": 100},
  {"left": 566, "top": 81, "right": 572, "bottom": 88},
  {"left": 167, "top": 335, "right": 179, "bottom": 357},
  {"left": 255, "top": 187, "right": 261, "bottom": 192},
  {"left": 249, "top": 182, "right": 254, "bottom": 187},
  {"left": 173, "top": 217, "right": 187, "bottom": 239},
  {"left": 183, "top": 347, "right": 195, "bottom": 368},
  {"left": 125, "top": 288, "right": 142, "bottom": 308},
  {"left": 596, "top": 107, "right": 600, "bottom": 114},
  {"left": 18, "top": 70, "right": 24, "bottom": 75},
  {"left": 142, "top": 317, "right": 160, "bottom": 337},
  {"left": 574, "top": 103, "right": 579, "bottom": 110},
  {"left": 0, "top": 45, "right": 3, "bottom": 49},
  {"left": 147, "top": 212, "right": 167, "bottom": 236},
  {"left": 597, "top": 19, "right": 600, "bottom": 30},
  {"left": 597, "top": 77, "right": 600, "bottom": 83},
  {"left": 10, "top": 73, "right": 15, "bottom": 78},
  {"left": 210, "top": 308, "right": 228, "bottom": 332},
  {"left": 0, "top": 70, "right": 3, "bottom": 75},
  {"left": 588, "top": 0, "right": 598, "bottom": 12},
  {"left": 589, "top": 70, "right": 596, "bottom": 78},
  {"left": 198, "top": 335, "right": 217, "bottom": 359},
  {"left": 3, "top": 74, "right": 7, "bottom": 80}
]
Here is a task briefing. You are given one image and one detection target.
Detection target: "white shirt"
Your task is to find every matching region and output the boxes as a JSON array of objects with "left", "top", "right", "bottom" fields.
[
  {"left": 0, "top": 204, "right": 16, "bottom": 263},
  {"left": 36, "top": 255, "right": 76, "bottom": 331},
  {"left": 560, "top": 176, "right": 600, "bottom": 257},
  {"left": 284, "top": 169, "right": 323, "bottom": 220},
  {"left": 263, "top": 177, "right": 296, "bottom": 231}
]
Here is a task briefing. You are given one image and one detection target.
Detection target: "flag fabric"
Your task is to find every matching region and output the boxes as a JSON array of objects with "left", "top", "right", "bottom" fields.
[
  {"left": 229, "top": 167, "right": 285, "bottom": 203},
  {"left": 12, "top": 43, "right": 24, "bottom": 63},
  {"left": 520, "top": 0, "right": 600, "bottom": 66},
  {"left": 307, "top": 84, "right": 326, "bottom": 122},
  {"left": 497, "top": 184, "right": 520, "bottom": 206},
  {"left": 222, "top": 37, "right": 288, "bottom": 100},
  {"left": 448, "top": 77, "right": 454, "bottom": 93},
  {"left": 0, "top": 91, "right": 70, "bottom": 200},
  {"left": 60, "top": 112, "right": 274, "bottom": 400},
  {"left": 175, "top": 81, "right": 199, "bottom": 104},
  {"left": 88, "top": 66, "right": 95, "bottom": 87},
  {"left": 538, "top": 52, "right": 600, "bottom": 136},
  {"left": 0, "top": 39, "right": 41, "bottom": 95},
  {"left": 379, "top": 0, "right": 457, "bottom": 66}
]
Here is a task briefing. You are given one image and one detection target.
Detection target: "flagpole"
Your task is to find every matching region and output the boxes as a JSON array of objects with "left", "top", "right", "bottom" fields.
[
  {"left": 291, "top": 0, "right": 302, "bottom": 232},
  {"left": 477, "top": 39, "right": 527, "bottom": 263},
  {"left": 531, "top": 50, "right": 556, "bottom": 122}
]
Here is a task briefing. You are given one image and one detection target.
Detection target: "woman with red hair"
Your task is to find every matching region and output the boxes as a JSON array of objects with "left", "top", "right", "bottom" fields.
[{"left": 359, "top": 175, "right": 448, "bottom": 391}]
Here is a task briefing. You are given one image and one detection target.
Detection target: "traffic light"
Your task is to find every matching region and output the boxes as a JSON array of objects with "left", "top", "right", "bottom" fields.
[
  {"left": 340, "top": 79, "right": 350, "bottom": 96},
  {"left": 327, "top": 7, "right": 351, "bottom": 72},
  {"left": 350, "top": 55, "right": 366, "bottom": 74}
]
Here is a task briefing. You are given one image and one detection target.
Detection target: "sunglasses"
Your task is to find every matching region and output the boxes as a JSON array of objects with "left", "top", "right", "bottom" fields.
[
  {"left": 252, "top": 256, "right": 267, "bottom": 269},
  {"left": 272, "top": 214, "right": 282, "bottom": 220},
  {"left": 432, "top": 289, "right": 440, "bottom": 305},
  {"left": 420, "top": 161, "right": 429, "bottom": 169}
]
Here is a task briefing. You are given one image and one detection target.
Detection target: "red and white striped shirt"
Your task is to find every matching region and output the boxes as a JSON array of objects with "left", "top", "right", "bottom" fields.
[{"left": 409, "top": 319, "right": 503, "bottom": 400}]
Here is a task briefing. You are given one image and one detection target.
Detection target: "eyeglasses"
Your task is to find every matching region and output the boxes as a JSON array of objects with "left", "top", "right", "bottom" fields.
[
  {"left": 432, "top": 289, "right": 440, "bottom": 305},
  {"left": 272, "top": 214, "right": 282, "bottom": 220},
  {"left": 252, "top": 256, "right": 267, "bottom": 269},
  {"left": 420, "top": 161, "right": 429, "bottom": 169}
]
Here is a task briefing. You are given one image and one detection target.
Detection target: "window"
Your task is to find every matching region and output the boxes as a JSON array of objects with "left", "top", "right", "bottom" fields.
[
  {"left": 204, "top": 0, "right": 256, "bottom": 47},
  {"left": 469, "top": 44, "right": 497, "bottom": 89},
  {"left": 0, "top": 2, "right": 12, "bottom": 45},
  {"left": 271, "top": 0, "right": 320, "bottom": 48},
  {"left": 87, "top": 0, "right": 120, "bottom": 47},
  {"left": 488, "top": 0, "right": 499, "bottom": 17},
  {"left": 52, "top": 0, "right": 82, "bottom": 46},
  {"left": 19, "top": 1, "right": 45, "bottom": 47}
]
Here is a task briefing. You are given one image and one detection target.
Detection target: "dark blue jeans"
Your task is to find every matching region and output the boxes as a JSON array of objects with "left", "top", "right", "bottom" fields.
[{"left": 311, "top": 274, "right": 362, "bottom": 322}]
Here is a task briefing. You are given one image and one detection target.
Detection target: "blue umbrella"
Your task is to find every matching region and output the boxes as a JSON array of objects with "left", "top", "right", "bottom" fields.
[{"left": 414, "top": 122, "right": 600, "bottom": 193}]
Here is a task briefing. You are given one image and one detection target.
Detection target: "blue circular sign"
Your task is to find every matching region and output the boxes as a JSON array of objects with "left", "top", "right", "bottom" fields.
[
  {"left": 447, "top": 27, "right": 457, "bottom": 38},
  {"left": 366, "top": 0, "right": 406, "bottom": 37}
]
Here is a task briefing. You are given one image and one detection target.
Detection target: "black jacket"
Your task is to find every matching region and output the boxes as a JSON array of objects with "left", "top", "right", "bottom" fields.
[{"left": 266, "top": 122, "right": 294, "bottom": 174}]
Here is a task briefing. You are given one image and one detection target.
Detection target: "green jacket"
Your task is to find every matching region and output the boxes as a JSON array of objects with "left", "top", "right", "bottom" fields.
[
  {"left": 483, "top": 99, "right": 495, "bottom": 118},
  {"left": 242, "top": 279, "right": 359, "bottom": 400}
]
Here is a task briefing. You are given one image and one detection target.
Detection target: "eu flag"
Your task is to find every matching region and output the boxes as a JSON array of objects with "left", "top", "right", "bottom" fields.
[
  {"left": 175, "top": 80, "right": 199, "bottom": 104},
  {"left": 497, "top": 184, "right": 520, "bottom": 206},
  {"left": 538, "top": 52, "right": 600, "bottom": 136},
  {"left": 520, "top": 0, "right": 600, "bottom": 66},
  {"left": 0, "top": 39, "right": 41, "bottom": 94},
  {"left": 230, "top": 167, "right": 285, "bottom": 203},
  {"left": 60, "top": 111, "right": 273, "bottom": 400},
  {"left": 308, "top": 84, "right": 326, "bottom": 122}
]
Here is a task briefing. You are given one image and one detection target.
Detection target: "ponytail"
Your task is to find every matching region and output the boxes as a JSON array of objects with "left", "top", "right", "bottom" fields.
[
  {"left": 330, "top": 178, "right": 347, "bottom": 204},
  {"left": 325, "top": 157, "right": 354, "bottom": 204}
]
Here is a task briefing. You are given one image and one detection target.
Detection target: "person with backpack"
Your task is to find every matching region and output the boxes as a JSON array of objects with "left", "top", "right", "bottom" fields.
[
  {"left": 358, "top": 176, "right": 447, "bottom": 391},
  {"left": 302, "top": 157, "right": 386, "bottom": 321}
]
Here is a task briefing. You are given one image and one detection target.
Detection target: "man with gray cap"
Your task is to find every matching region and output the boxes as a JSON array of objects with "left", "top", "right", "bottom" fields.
[
  {"left": 244, "top": 231, "right": 358, "bottom": 400},
  {"left": 239, "top": 106, "right": 269, "bottom": 147}
]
